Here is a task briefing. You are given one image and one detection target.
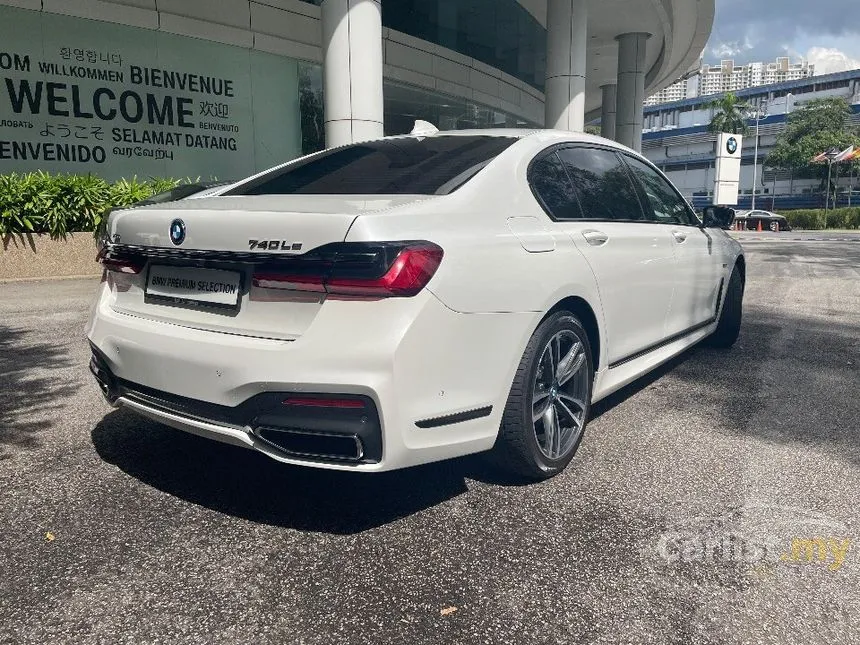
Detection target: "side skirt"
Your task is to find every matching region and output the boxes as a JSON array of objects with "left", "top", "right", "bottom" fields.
[
  {"left": 608, "top": 317, "right": 717, "bottom": 370},
  {"left": 591, "top": 323, "right": 716, "bottom": 404}
]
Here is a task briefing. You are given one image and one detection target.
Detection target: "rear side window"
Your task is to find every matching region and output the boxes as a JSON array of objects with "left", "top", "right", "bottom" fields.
[
  {"left": 556, "top": 147, "right": 645, "bottom": 221},
  {"left": 528, "top": 152, "right": 583, "bottom": 220},
  {"left": 227, "top": 136, "right": 517, "bottom": 196},
  {"left": 622, "top": 154, "right": 698, "bottom": 226}
]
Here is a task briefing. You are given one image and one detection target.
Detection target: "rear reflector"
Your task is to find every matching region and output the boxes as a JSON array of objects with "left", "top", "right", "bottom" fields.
[
  {"left": 283, "top": 397, "right": 365, "bottom": 409},
  {"left": 252, "top": 241, "right": 443, "bottom": 298}
]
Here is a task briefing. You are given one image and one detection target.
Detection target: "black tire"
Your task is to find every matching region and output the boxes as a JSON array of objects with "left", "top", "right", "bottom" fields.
[
  {"left": 492, "top": 311, "right": 594, "bottom": 480},
  {"left": 708, "top": 266, "right": 744, "bottom": 348}
]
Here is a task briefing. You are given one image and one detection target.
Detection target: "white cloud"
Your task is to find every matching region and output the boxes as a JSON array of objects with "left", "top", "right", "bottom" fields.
[
  {"left": 807, "top": 47, "right": 860, "bottom": 75},
  {"left": 710, "top": 38, "right": 754, "bottom": 59}
]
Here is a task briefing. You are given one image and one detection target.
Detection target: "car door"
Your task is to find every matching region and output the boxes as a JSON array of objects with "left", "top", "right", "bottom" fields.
[
  {"left": 529, "top": 146, "right": 677, "bottom": 366},
  {"left": 621, "top": 154, "right": 723, "bottom": 336}
]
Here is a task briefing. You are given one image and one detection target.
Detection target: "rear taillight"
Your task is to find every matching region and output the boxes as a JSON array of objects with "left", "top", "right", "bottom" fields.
[
  {"left": 253, "top": 241, "right": 443, "bottom": 298},
  {"left": 97, "top": 247, "right": 144, "bottom": 274}
]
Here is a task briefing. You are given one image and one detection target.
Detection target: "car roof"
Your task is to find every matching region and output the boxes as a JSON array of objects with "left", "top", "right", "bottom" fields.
[
  {"left": 420, "top": 128, "right": 540, "bottom": 138},
  {"left": 417, "top": 128, "right": 626, "bottom": 146},
  {"left": 389, "top": 128, "right": 638, "bottom": 158}
]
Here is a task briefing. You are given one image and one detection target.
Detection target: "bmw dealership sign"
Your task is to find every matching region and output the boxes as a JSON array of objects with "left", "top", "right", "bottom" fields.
[
  {"left": 714, "top": 132, "right": 743, "bottom": 206},
  {"left": 725, "top": 136, "right": 738, "bottom": 155}
]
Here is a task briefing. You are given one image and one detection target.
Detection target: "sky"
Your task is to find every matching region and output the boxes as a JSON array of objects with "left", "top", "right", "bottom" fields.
[{"left": 705, "top": 0, "right": 860, "bottom": 74}]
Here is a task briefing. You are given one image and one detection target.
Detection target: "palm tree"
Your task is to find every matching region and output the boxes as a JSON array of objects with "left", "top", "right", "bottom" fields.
[{"left": 707, "top": 92, "right": 752, "bottom": 135}]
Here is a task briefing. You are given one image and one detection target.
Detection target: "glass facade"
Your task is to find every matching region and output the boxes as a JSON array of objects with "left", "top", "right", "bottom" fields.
[
  {"left": 299, "top": 62, "right": 324, "bottom": 155},
  {"left": 302, "top": 0, "right": 546, "bottom": 91},
  {"left": 383, "top": 82, "right": 537, "bottom": 135},
  {"left": 299, "top": 63, "right": 539, "bottom": 155}
]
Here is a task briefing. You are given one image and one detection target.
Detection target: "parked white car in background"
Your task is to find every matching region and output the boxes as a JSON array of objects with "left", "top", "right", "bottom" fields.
[{"left": 88, "top": 128, "right": 744, "bottom": 479}]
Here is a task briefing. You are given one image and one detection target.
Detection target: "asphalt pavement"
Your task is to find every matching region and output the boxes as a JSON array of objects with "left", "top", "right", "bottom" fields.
[
  {"left": 1, "top": 239, "right": 859, "bottom": 645},
  {"left": 731, "top": 230, "right": 860, "bottom": 242}
]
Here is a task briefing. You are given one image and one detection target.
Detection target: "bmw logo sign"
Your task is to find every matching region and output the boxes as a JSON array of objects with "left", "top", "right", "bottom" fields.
[
  {"left": 169, "top": 219, "right": 186, "bottom": 246},
  {"left": 726, "top": 137, "right": 738, "bottom": 155}
]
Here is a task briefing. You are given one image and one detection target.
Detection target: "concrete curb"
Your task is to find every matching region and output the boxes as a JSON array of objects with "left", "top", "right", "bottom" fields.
[{"left": 0, "top": 233, "right": 101, "bottom": 281}]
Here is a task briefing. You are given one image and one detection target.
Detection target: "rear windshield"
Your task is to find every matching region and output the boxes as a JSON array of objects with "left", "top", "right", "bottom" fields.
[{"left": 227, "top": 136, "right": 516, "bottom": 196}]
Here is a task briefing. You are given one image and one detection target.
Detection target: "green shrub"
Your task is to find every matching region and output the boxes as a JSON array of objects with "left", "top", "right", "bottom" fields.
[
  {"left": 0, "top": 172, "right": 185, "bottom": 239},
  {"left": 779, "top": 208, "right": 860, "bottom": 230},
  {"left": 781, "top": 209, "right": 825, "bottom": 230}
]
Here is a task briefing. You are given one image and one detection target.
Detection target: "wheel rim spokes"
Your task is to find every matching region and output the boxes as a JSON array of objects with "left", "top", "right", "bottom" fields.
[
  {"left": 533, "top": 389, "right": 552, "bottom": 422},
  {"left": 532, "top": 330, "right": 588, "bottom": 460},
  {"left": 556, "top": 341, "right": 584, "bottom": 386}
]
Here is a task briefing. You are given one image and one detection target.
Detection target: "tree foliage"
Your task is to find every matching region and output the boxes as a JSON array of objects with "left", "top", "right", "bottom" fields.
[
  {"left": 765, "top": 98, "right": 860, "bottom": 180},
  {"left": 0, "top": 173, "right": 186, "bottom": 239},
  {"left": 707, "top": 92, "right": 752, "bottom": 135}
]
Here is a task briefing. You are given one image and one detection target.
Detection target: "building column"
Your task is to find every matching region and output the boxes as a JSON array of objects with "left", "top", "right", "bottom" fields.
[
  {"left": 321, "top": 0, "right": 384, "bottom": 147},
  {"left": 600, "top": 84, "right": 617, "bottom": 140},
  {"left": 544, "top": 0, "right": 587, "bottom": 132},
  {"left": 615, "top": 32, "right": 649, "bottom": 151}
]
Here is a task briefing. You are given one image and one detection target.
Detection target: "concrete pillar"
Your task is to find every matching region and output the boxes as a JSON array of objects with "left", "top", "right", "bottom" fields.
[
  {"left": 600, "top": 84, "right": 617, "bottom": 140},
  {"left": 615, "top": 32, "right": 649, "bottom": 151},
  {"left": 321, "top": 0, "right": 384, "bottom": 147},
  {"left": 544, "top": 0, "right": 587, "bottom": 132}
]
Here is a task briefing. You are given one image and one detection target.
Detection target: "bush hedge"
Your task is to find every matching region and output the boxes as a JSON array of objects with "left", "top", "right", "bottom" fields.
[
  {"left": 778, "top": 208, "right": 860, "bottom": 230},
  {"left": 0, "top": 172, "right": 183, "bottom": 239}
]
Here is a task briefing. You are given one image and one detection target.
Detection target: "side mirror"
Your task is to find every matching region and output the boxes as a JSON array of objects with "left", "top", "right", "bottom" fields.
[{"left": 702, "top": 205, "right": 735, "bottom": 230}]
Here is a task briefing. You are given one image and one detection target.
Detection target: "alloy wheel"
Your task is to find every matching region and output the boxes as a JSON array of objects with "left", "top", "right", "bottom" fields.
[{"left": 531, "top": 330, "right": 589, "bottom": 460}]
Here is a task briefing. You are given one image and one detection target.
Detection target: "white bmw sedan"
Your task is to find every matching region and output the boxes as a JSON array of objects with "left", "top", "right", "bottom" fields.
[{"left": 88, "top": 129, "right": 744, "bottom": 479}]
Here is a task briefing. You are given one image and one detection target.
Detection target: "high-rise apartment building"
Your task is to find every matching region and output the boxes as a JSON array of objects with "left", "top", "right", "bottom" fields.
[
  {"left": 645, "top": 75, "right": 698, "bottom": 106},
  {"left": 647, "top": 57, "right": 815, "bottom": 105},
  {"left": 699, "top": 57, "right": 814, "bottom": 96}
]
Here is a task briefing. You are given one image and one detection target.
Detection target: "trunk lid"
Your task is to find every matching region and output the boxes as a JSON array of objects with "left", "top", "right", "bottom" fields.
[{"left": 105, "top": 195, "right": 432, "bottom": 340}]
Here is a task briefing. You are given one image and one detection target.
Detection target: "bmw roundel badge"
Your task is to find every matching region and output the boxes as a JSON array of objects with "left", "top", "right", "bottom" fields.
[
  {"left": 726, "top": 136, "right": 738, "bottom": 155},
  {"left": 169, "top": 218, "right": 186, "bottom": 246}
]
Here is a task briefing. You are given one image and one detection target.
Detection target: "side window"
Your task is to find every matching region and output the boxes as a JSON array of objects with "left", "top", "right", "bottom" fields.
[
  {"left": 528, "top": 152, "right": 583, "bottom": 220},
  {"left": 556, "top": 147, "right": 646, "bottom": 221},
  {"left": 622, "top": 155, "right": 698, "bottom": 226}
]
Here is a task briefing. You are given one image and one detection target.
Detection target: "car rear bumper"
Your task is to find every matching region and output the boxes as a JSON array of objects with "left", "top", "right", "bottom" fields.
[{"left": 87, "top": 284, "right": 538, "bottom": 471}]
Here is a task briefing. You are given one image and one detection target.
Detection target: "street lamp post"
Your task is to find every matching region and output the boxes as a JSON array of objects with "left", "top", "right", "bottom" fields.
[
  {"left": 750, "top": 100, "right": 767, "bottom": 210},
  {"left": 823, "top": 147, "right": 841, "bottom": 225},
  {"left": 773, "top": 93, "right": 793, "bottom": 209}
]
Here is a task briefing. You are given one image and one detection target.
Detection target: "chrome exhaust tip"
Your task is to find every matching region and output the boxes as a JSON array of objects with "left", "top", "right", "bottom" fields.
[{"left": 253, "top": 426, "right": 365, "bottom": 463}]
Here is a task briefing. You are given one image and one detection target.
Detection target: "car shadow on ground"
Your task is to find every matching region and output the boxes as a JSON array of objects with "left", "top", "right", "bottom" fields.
[
  {"left": 0, "top": 324, "right": 81, "bottom": 456},
  {"left": 91, "top": 408, "right": 484, "bottom": 534},
  {"left": 87, "top": 348, "right": 706, "bottom": 536}
]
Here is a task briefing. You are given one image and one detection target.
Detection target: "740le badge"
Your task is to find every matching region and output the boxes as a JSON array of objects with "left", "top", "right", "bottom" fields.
[{"left": 249, "top": 240, "right": 303, "bottom": 251}]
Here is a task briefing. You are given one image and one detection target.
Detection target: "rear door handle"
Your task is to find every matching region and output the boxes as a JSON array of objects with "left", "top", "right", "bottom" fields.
[
  {"left": 672, "top": 230, "right": 688, "bottom": 244},
  {"left": 582, "top": 230, "right": 609, "bottom": 246}
]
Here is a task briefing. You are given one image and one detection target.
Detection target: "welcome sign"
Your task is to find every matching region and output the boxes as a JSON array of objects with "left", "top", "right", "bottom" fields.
[{"left": 0, "top": 5, "right": 301, "bottom": 181}]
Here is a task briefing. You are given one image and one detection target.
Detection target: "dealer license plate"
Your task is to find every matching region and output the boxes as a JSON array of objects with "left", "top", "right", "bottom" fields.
[{"left": 146, "top": 265, "right": 241, "bottom": 307}]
